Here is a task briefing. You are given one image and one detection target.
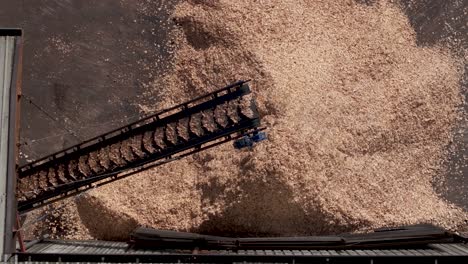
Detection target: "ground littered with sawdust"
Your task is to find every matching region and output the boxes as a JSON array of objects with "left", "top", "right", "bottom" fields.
[{"left": 25, "top": 0, "right": 467, "bottom": 240}]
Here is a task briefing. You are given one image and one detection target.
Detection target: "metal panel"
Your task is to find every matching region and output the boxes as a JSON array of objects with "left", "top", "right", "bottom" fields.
[
  {"left": 0, "top": 35, "right": 15, "bottom": 261},
  {"left": 431, "top": 243, "right": 468, "bottom": 255},
  {"left": 0, "top": 28, "right": 22, "bottom": 261},
  {"left": 19, "top": 240, "right": 468, "bottom": 262}
]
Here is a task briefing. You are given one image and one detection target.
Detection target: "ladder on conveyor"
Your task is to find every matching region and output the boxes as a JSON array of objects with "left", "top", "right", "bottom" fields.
[{"left": 17, "top": 80, "right": 262, "bottom": 213}]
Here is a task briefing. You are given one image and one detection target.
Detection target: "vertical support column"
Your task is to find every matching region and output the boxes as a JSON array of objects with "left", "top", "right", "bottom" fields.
[
  {"left": 7, "top": 33, "right": 23, "bottom": 259},
  {"left": 0, "top": 29, "right": 22, "bottom": 261},
  {"left": 0, "top": 34, "right": 14, "bottom": 261}
]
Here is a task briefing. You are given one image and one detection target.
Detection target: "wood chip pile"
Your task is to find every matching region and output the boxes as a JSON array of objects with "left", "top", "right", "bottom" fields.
[{"left": 25, "top": 0, "right": 467, "bottom": 240}]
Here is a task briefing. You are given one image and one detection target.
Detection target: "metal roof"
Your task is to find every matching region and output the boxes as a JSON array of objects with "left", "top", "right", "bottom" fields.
[{"left": 15, "top": 239, "right": 468, "bottom": 263}]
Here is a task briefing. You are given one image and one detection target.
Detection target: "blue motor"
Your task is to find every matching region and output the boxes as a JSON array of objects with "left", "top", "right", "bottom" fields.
[{"left": 233, "top": 131, "right": 267, "bottom": 149}]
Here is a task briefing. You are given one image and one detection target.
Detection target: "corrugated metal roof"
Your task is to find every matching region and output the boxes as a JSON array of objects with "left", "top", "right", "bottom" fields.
[{"left": 15, "top": 239, "right": 468, "bottom": 263}]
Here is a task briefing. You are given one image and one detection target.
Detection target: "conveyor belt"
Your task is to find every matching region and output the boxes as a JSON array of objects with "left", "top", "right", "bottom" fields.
[{"left": 17, "top": 80, "right": 261, "bottom": 212}]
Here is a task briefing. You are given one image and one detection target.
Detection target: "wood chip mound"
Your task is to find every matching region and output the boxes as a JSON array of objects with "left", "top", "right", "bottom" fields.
[
  {"left": 142, "top": 131, "right": 157, "bottom": 153},
  {"left": 88, "top": 151, "right": 104, "bottom": 174},
  {"left": 240, "top": 95, "right": 256, "bottom": 119},
  {"left": 35, "top": 0, "right": 467, "bottom": 239},
  {"left": 189, "top": 113, "right": 204, "bottom": 136},
  {"left": 67, "top": 159, "right": 80, "bottom": 180},
  {"left": 120, "top": 140, "right": 137, "bottom": 162},
  {"left": 77, "top": 155, "right": 92, "bottom": 177},
  {"left": 214, "top": 103, "right": 229, "bottom": 128},
  {"left": 38, "top": 171, "right": 49, "bottom": 190},
  {"left": 201, "top": 110, "right": 218, "bottom": 132},
  {"left": 153, "top": 127, "right": 167, "bottom": 149},
  {"left": 57, "top": 164, "right": 68, "bottom": 183},
  {"left": 165, "top": 122, "right": 179, "bottom": 145},
  {"left": 227, "top": 99, "right": 241, "bottom": 124},
  {"left": 129, "top": 135, "right": 147, "bottom": 159},
  {"left": 177, "top": 118, "right": 191, "bottom": 141},
  {"left": 108, "top": 143, "right": 126, "bottom": 167},
  {"left": 46, "top": 168, "right": 57, "bottom": 187},
  {"left": 98, "top": 146, "right": 113, "bottom": 170}
]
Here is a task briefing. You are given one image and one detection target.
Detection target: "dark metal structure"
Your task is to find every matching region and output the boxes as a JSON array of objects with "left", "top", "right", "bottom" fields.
[
  {"left": 17, "top": 80, "right": 262, "bottom": 213},
  {"left": 129, "top": 224, "right": 466, "bottom": 250},
  {"left": 16, "top": 236, "right": 468, "bottom": 264}
]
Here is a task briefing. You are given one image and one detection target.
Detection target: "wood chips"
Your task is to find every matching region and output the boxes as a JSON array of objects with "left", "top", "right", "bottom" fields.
[{"left": 28, "top": 0, "right": 467, "bottom": 240}]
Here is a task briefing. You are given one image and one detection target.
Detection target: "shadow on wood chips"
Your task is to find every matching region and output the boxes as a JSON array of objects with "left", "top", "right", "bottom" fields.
[{"left": 194, "top": 170, "right": 366, "bottom": 237}]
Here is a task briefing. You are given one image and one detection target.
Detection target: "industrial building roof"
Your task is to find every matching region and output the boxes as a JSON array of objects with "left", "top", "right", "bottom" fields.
[{"left": 15, "top": 239, "right": 468, "bottom": 263}]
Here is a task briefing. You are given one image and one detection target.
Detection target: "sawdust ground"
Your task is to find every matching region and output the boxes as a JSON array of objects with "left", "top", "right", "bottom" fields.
[{"left": 28, "top": 0, "right": 467, "bottom": 240}]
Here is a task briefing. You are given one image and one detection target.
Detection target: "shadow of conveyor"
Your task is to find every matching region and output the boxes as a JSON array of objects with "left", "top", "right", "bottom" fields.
[
  {"left": 75, "top": 194, "right": 139, "bottom": 241},
  {"left": 192, "top": 155, "right": 365, "bottom": 237}
]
